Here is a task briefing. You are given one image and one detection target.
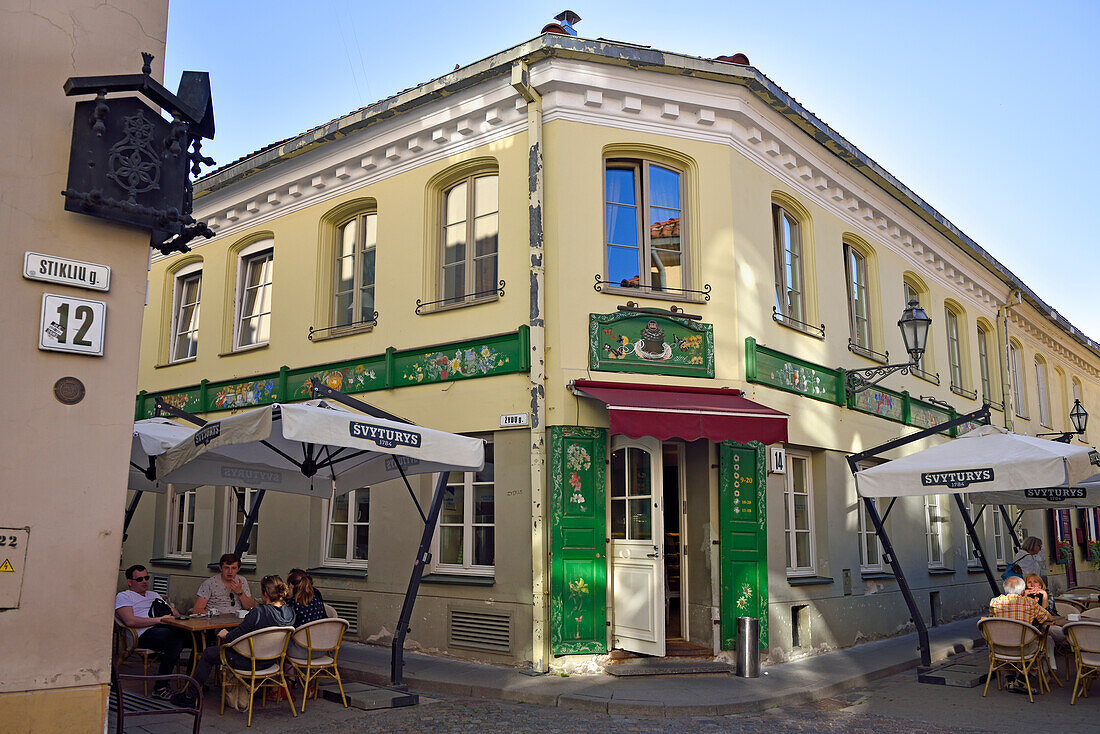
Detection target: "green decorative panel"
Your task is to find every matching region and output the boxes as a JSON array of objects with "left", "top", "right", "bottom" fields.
[
  {"left": 286, "top": 358, "right": 386, "bottom": 399},
  {"left": 207, "top": 375, "right": 279, "bottom": 410},
  {"left": 910, "top": 401, "right": 952, "bottom": 431},
  {"left": 589, "top": 312, "right": 714, "bottom": 378},
  {"left": 393, "top": 331, "right": 525, "bottom": 386},
  {"left": 850, "top": 386, "right": 905, "bottom": 423},
  {"left": 719, "top": 441, "right": 768, "bottom": 650},
  {"left": 137, "top": 387, "right": 200, "bottom": 419},
  {"left": 549, "top": 426, "right": 608, "bottom": 655},
  {"left": 745, "top": 338, "right": 843, "bottom": 404}
]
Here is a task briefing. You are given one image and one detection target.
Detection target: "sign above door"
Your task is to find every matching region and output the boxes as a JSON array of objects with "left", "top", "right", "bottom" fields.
[{"left": 589, "top": 312, "right": 714, "bottom": 378}]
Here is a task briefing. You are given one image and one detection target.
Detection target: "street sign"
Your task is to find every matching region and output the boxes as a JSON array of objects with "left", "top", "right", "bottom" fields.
[
  {"left": 0, "top": 527, "right": 30, "bottom": 609},
  {"left": 500, "top": 412, "right": 529, "bottom": 428},
  {"left": 39, "top": 293, "right": 106, "bottom": 356},
  {"left": 23, "top": 252, "right": 110, "bottom": 291}
]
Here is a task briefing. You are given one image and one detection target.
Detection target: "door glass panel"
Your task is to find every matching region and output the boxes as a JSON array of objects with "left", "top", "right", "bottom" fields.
[
  {"left": 627, "top": 448, "right": 651, "bottom": 496},
  {"left": 629, "top": 498, "right": 652, "bottom": 540}
]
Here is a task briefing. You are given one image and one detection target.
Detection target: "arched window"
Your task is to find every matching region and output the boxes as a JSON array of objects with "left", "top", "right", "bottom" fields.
[
  {"left": 845, "top": 244, "right": 871, "bottom": 349},
  {"left": 334, "top": 211, "right": 377, "bottom": 327},
  {"left": 166, "top": 257, "right": 203, "bottom": 363},
  {"left": 903, "top": 275, "right": 933, "bottom": 378},
  {"left": 944, "top": 304, "right": 964, "bottom": 391},
  {"left": 605, "top": 159, "right": 686, "bottom": 293},
  {"left": 1008, "top": 341, "right": 1028, "bottom": 418},
  {"left": 233, "top": 238, "right": 274, "bottom": 350},
  {"left": 1035, "top": 356, "right": 1051, "bottom": 427},
  {"left": 976, "top": 321, "right": 994, "bottom": 404},
  {"left": 773, "top": 203, "right": 806, "bottom": 322},
  {"left": 441, "top": 172, "right": 498, "bottom": 305}
]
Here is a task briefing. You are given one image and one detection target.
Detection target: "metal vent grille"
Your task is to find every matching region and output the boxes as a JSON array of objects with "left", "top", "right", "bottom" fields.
[
  {"left": 449, "top": 610, "right": 511, "bottom": 654},
  {"left": 152, "top": 574, "right": 170, "bottom": 597},
  {"left": 327, "top": 599, "right": 359, "bottom": 635}
]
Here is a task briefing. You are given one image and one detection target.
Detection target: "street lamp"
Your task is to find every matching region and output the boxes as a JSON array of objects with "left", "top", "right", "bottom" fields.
[
  {"left": 1038, "top": 399, "right": 1089, "bottom": 443},
  {"left": 844, "top": 299, "right": 932, "bottom": 397}
]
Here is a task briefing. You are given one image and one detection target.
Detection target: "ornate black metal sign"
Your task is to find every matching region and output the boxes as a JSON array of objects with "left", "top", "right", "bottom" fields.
[{"left": 62, "top": 54, "right": 215, "bottom": 255}]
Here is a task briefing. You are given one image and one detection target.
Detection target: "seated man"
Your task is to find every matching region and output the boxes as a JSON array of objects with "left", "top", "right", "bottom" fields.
[
  {"left": 192, "top": 553, "right": 254, "bottom": 615},
  {"left": 114, "top": 564, "right": 189, "bottom": 699}
]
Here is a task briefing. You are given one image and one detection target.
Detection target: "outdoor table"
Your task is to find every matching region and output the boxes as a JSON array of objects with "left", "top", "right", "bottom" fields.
[
  {"left": 1060, "top": 593, "right": 1099, "bottom": 608},
  {"left": 161, "top": 613, "right": 241, "bottom": 675}
]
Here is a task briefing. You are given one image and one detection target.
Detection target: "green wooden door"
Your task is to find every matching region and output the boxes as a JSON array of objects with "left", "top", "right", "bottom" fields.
[
  {"left": 719, "top": 441, "right": 769, "bottom": 649},
  {"left": 550, "top": 426, "right": 608, "bottom": 655}
]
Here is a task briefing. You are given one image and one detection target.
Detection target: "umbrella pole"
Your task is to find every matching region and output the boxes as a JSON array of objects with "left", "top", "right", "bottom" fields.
[
  {"left": 392, "top": 471, "right": 449, "bottom": 686},
  {"left": 952, "top": 494, "right": 999, "bottom": 594},
  {"left": 122, "top": 490, "right": 143, "bottom": 541},
  {"left": 231, "top": 489, "right": 266, "bottom": 560}
]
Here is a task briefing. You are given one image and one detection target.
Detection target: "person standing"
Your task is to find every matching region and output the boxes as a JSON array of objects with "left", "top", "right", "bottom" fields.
[
  {"left": 193, "top": 553, "right": 254, "bottom": 615},
  {"left": 114, "top": 564, "right": 188, "bottom": 699}
]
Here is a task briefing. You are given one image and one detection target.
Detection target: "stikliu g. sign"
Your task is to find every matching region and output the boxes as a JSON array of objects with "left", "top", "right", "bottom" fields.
[{"left": 24, "top": 252, "right": 110, "bottom": 292}]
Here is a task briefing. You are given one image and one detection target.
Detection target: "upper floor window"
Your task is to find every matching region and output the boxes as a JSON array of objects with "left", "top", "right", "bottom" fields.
[
  {"left": 167, "top": 487, "right": 196, "bottom": 558},
  {"left": 171, "top": 263, "right": 202, "bottom": 362},
  {"left": 605, "top": 160, "right": 685, "bottom": 293},
  {"left": 977, "top": 324, "right": 993, "bottom": 403},
  {"left": 945, "top": 306, "right": 963, "bottom": 390},
  {"left": 773, "top": 204, "right": 805, "bottom": 322},
  {"left": 1009, "top": 341, "right": 1028, "bottom": 418},
  {"left": 325, "top": 488, "right": 369, "bottom": 567},
  {"left": 845, "top": 245, "right": 871, "bottom": 349},
  {"left": 334, "top": 212, "right": 377, "bottom": 328},
  {"left": 433, "top": 439, "right": 494, "bottom": 575},
  {"left": 1035, "top": 357, "right": 1051, "bottom": 427},
  {"left": 783, "top": 452, "right": 815, "bottom": 576},
  {"left": 441, "top": 174, "right": 498, "bottom": 306},
  {"left": 234, "top": 241, "right": 273, "bottom": 349}
]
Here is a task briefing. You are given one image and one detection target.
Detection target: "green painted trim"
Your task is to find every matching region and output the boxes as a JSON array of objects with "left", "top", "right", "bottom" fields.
[
  {"left": 744, "top": 340, "right": 843, "bottom": 405},
  {"left": 137, "top": 328, "right": 530, "bottom": 418},
  {"left": 589, "top": 312, "right": 714, "bottom": 378}
]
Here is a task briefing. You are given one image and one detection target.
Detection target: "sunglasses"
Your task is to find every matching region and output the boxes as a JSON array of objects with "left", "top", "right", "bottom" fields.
[{"left": 132, "top": 575, "right": 150, "bottom": 582}]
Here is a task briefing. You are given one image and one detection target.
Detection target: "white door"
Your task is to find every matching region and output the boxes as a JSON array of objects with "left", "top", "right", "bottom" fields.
[{"left": 609, "top": 436, "right": 665, "bottom": 656}]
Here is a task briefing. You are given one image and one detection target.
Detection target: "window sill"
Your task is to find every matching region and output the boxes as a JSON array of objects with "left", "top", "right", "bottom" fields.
[
  {"left": 966, "top": 564, "right": 986, "bottom": 574},
  {"left": 207, "top": 562, "right": 257, "bottom": 574},
  {"left": 772, "top": 313, "right": 826, "bottom": 341},
  {"left": 421, "top": 573, "right": 495, "bottom": 586},
  {"left": 218, "top": 342, "right": 269, "bottom": 358},
  {"left": 787, "top": 575, "right": 833, "bottom": 586},
  {"left": 848, "top": 340, "right": 888, "bottom": 364},
  {"left": 150, "top": 557, "right": 192, "bottom": 569},
  {"left": 306, "top": 566, "right": 367, "bottom": 579},
  {"left": 912, "top": 368, "right": 940, "bottom": 386},
  {"left": 951, "top": 385, "right": 978, "bottom": 401},
  {"left": 599, "top": 284, "right": 707, "bottom": 305},
  {"left": 860, "top": 571, "right": 895, "bottom": 580},
  {"left": 418, "top": 295, "right": 498, "bottom": 315},
  {"left": 308, "top": 323, "right": 375, "bottom": 342},
  {"left": 928, "top": 567, "right": 956, "bottom": 575},
  {"left": 155, "top": 356, "right": 197, "bottom": 369}
]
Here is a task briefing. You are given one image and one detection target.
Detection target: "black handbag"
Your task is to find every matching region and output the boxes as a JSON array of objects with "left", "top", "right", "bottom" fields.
[{"left": 149, "top": 597, "right": 173, "bottom": 617}]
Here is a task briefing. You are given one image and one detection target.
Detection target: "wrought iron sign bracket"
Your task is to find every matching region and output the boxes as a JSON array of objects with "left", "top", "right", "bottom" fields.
[
  {"left": 62, "top": 53, "right": 216, "bottom": 255},
  {"left": 616, "top": 301, "right": 702, "bottom": 321},
  {"left": 843, "top": 361, "right": 918, "bottom": 397}
]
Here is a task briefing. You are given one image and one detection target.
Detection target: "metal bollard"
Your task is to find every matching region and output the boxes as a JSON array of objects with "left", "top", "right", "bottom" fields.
[{"left": 735, "top": 616, "right": 760, "bottom": 678}]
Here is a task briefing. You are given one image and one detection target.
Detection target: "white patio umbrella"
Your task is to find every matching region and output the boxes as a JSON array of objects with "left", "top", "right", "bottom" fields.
[
  {"left": 155, "top": 400, "right": 485, "bottom": 496},
  {"left": 969, "top": 480, "right": 1100, "bottom": 509},
  {"left": 129, "top": 417, "right": 199, "bottom": 492},
  {"left": 854, "top": 425, "right": 1100, "bottom": 499}
]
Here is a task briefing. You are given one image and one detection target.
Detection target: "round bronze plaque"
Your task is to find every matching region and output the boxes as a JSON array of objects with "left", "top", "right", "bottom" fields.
[{"left": 53, "top": 376, "right": 86, "bottom": 405}]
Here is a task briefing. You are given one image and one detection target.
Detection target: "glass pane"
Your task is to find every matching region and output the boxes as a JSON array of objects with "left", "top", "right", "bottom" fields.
[
  {"left": 627, "top": 448, "right": 651, "bottom": 496},
  {"left": 474, "top": 486, "right": 494, "bottom": 524},
  {"left": 439, "top": 526, "right": 463, "bottom": 564},
  {"left": 473, "top": 526, "right": 494, "bottom": 566},
  {"left": 353, "top": 524, "right": 369, "bottom": 561},
  {"left": 362, "top": 213, "right": 377, "bottom": 247},
  {"left": 649, "top": 206, "right": 681, "bottom": 248},
  {"left": 328, "top": 525, "right": 348, "bottom": 560},
  {"left": 361, "top": 247, "right": 376, "bottom": 290},
  {"left": 793, "top": 494, "right": 809, "bottom": 531},
  {"left": 359, "top": 286, "right": 375, "bottom": 322},
  {"left": 474, "top": 213, "right": 498, "bottom": 257},
  {"left": 650, "top": 242, "right": 681, "bottom": 291},
  {"left": 791, "top": 459, "right": 806, "bottom": 493},
  {"left": 355, "top": 489, "right": 369, "bottom": 523},
  {"left": 474, "top": 175, "right": 497, "bottom": 217},
  {"left": 610, "top": 449, "right": 625, "bottom": 497},
  {"left": 338, "top": 220, "right": 357, "bottom": 258},
  {"left": 785, "top": 530, "right": 791, "bottom": 567},
  {"left": 445, "top": 182, "right": 467, "bottom": 225},
  {"left": 606, "top": 203, "right": 639, "bottom": 247},
  {"left": 605, "top": 167, "right": 636, "bottom": 205},
  {"left": 334, "top": 293, "right": 353, "bottom": 327},
  {"left": 864, "top": 535, "right": 878, "bottom": 565},
  {"left": 441, "top": 486, "right": 464, "bottom": 524},
  {"left": 476, "top": 443, "right": 494, "bottom": 483},
  {"left": 648, "top": 165, "right": 680, "bottom": 209},
  {"left": 331, "top": 494, "right": 349, "bottom": 523},
  {"left": 443, "top": 263, "right": 464, "bottom": 302},
  {"left": 611, "top": 499, "right": 626, "bottom": 539},
  {"left": 444, "top": 224, "right": 466, "bottom": 263},
  {"left": 608, "top": 245, "right": 640, "bottom": 287},
  {"left": 795, "top": 532, "right": 810, "bottom": 568},
  {"left": 629, "top": 498, "right": 652, "bottom": 540},
  {"left": 474, "top": 252, "right": 497, "bottom": 294}
]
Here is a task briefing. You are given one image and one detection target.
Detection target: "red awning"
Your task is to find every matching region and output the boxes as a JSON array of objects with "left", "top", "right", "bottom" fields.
[{"left": 571, "top": 380, "right": 788, "bottom": 444}]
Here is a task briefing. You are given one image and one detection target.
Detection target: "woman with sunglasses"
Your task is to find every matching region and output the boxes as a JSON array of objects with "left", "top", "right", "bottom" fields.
[{"left": 193, "top": 552, "right": 254, "bottom": 615}]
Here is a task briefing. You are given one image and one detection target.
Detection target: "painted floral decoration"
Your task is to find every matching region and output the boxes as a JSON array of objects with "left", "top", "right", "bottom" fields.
[
  {"left": 566, "top": 443, "right": 592, "bottom": 472},
  {"left": 403, "top": 346, "right": 508, "bottom": 383},
  {"left": 735, "top": 584, "right": 753, "bottom": 610}
]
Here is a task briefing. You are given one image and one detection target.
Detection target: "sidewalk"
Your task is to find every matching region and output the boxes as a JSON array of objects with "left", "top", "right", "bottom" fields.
[{"left": 337, "top": 617, "right": 984, "bottom": 716}]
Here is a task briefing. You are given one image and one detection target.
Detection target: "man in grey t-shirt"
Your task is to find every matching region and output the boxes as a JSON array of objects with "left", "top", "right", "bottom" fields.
[{"left": 192, "top": 553, "right": 254, "bottom": 614}]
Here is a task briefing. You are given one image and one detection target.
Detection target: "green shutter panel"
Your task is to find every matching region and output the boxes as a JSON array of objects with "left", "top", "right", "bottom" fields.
[
  {"left": 719, "top": 441, "right": 769, "bottom": 649},
  {"left": 549, "top": 426, "right": 608, "bottom": 655}
]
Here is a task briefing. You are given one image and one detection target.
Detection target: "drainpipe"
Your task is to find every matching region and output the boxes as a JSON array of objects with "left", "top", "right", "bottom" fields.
[
  {"left": 512, "top": 60, "right": 548, "bottom": 673},
  {"left": 996, "top": 290, "right": 1024, "bottom": 431}
]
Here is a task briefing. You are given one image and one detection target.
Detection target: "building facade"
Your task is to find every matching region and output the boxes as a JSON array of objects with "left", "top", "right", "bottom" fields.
[{"left": 122, "top": 33, "right": 1100, "bottom": 670}]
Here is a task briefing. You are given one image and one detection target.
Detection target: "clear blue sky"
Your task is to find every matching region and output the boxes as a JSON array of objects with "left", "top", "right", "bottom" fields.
[{"left": 166, "top": 1, "right": 1099, "bottom": 338}]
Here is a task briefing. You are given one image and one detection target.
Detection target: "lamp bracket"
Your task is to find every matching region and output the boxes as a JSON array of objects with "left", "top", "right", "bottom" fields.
[{"left": 844, "top": 361, "right": 918, "bottom": 397}]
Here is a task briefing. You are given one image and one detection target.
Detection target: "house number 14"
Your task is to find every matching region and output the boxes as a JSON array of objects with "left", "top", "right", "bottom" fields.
[{"left": 39, "top": 293, "right": 106, "bottom": 356}]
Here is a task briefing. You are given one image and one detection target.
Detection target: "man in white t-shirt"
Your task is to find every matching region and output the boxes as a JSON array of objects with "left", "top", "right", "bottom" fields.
[{"left": 114, "top": 564, "right": 188, "bottom": 699}]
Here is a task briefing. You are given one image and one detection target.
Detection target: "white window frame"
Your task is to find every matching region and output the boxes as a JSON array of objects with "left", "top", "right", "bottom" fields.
[
  {"left": 430, "top": 439, "right": 494, "bottom": 576},
  {"left": 783, "top": 451, "right": 816, "bottom": 577},
  {"left": 170, "top": 263, "right": 202, "bottom": 363},
  {"left": 977, "top": 325, "right": 992, "bottom": 403},
  {"left": 925, "top": 494, "right": 947, "bottom": 569},
  {"left": 225, "top": 487, "right": 261, "bottom": 562},
  {"left": 440, "top": 173, "right": 498, "bottom": 306},
  {"left": 332, "top": 211, "right": 377, "bottom": 328},
  {"left": 845, "top": 245, "right": 871, "bottom": 349},
  {"left": 991, "top": 507, "right": 1007, "bottom": 565},
  {"left": 945, "top": 307, "right": 963, "bottom": 390},
  {"left": 963, "top": 498, "right": 981, "bottom": 568},
  {"left": 1009, "top": 342, "right": 1028, "bottom": 418},
  {"left": 773, "top": 204, "right": 805, "bottom": 323},
  {"left": 1035, "top": 358, "right": 1051, "bottom": 428},
  {"left": 166, "top": 486, "right": 196, "bottom": 558},
  {"left": 323, "top": 488, "right": 370, "bottom": 568},
  {"left": 856, "top": 469, "right": 884, "bottom": 573},
  {"left": 604, "top": 159, "right": 688, "bottom": 294},
  {"left": 233, "top": 240, "right": 274, "bottom": 351}
]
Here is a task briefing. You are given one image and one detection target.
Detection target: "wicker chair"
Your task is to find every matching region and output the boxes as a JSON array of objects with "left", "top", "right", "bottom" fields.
[
  {"left": 1063, "top": 621, "right": 1100, "bottom": 704},
  {"left": 287, "top": 618, "right": 349, "bottom": 711},
  {"left": 219, "top": 626, "right": 296, "bottom": 727},
  {"left": 113, "top": 616, "right": 160, "bottom": 694},
  {"left": 978, "top": 617, "right": 1050, "bottom": 702},
  {"left": 1055, "top": 597, "right": 1086, "bottom": 615},
  {"left": 1081, "top": 607, "right": 1100, "bottom": 620}
]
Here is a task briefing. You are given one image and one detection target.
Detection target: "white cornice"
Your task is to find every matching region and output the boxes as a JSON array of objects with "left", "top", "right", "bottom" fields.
[{"left": 1009, "top": 311, "right": 1100, "bottom": 379}]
